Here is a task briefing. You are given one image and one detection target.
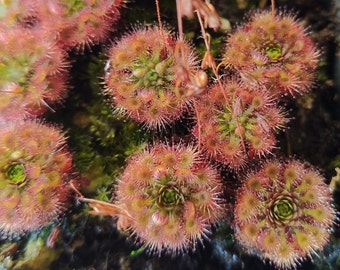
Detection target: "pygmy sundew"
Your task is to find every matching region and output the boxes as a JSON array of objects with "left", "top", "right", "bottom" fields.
[
  {"left": 0, "top": 120, "right": 74, "bottom": 237},
  {"left": 0, "top": 0, "right": 123, "bottom": 51},
  {"left": 234, "top": 159, "right": 335, "bottom": 269},
  {"left": 36, "top": 0, "right": 124, "bottom": 51},
  {"left": 192, "top": 79, "right": 286, "bottom": 169},
  {"left": 0, "top": 27, "right": 68, "bottom": 120},
  {"left": 104, "top": 26, "right": 199, "bottom": 129},
  {"left": 223, "top": 10, "right": 319, "bottom": 97},
  {"left": 114, "top": 143, "right": 225, "bottom": 254}
]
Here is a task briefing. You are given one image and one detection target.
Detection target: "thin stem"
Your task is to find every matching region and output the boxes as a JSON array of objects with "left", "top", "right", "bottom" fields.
[
  {"left": 196, "top": 9, "right": 229, "bottom": 108},
  {"left": 176, "top": 0, "right": 184, "bottom": 41},
  {"left": 196, "top": 9, "right": 246, "bottom": 155},
  {"left": 271, "top": 0, "right": 275, "bottom": 17},
  {"left": 69, "top": 180, "right": 84, "bottom": 199},
  {"left": 196, "top": 10, "right": 210, "bottom": 51},
  {"left": 69, "top": 180, "right": 134, "bottom": 219},
  {"left": 155, "top": 0, "right": 163, "bottom": 31},
  {"left": 155, "top": 0, "right": 167, "bottom": 48}
]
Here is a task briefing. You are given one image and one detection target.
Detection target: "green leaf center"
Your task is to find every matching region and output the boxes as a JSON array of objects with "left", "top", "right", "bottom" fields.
[
  {"left": 6, "top": 163, "right": 26, "bottom": 186},
  {"left": 265, "top": 45, "right": 282, "bottom": 60}
]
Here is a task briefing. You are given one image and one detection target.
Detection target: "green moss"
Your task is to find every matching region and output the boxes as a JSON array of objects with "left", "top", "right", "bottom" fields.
[
  {"left": 0, "top": 225, "right": 63, "bottom": 270},
  {"left": 48, "top": 52, "right": 151, "bottom": 196},
  {"left": 12, "top": 238, "right": 62, "bottom": 270}
]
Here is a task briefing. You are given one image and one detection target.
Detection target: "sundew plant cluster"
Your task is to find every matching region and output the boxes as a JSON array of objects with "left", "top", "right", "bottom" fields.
[{"left": 0, "top": 0, "right": 339, "bottom": 269}]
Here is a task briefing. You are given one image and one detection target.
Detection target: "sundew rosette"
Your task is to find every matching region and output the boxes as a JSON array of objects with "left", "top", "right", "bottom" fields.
[
  {"left": 0, "top": 120, "right": 74, "bottom": 237},
  {"left": 38, "top": 0, "right": 124, "bottom": 50},
  {"left": 234, "top": 159, "right": 335, "bottom": 269},
  {"left": 223, "top": 10, "right": 319, "bottom": 97},
  {"left": 0, "top": 27, "right": 68, "bottom": 120},
  {"left": 115, "top": 143, "right": 225, "bottom": 254},
  {"left": 192, "top": 78, "right": 286, "bottom": 169},
  {"left": 0, "top": 0, "right": 123, "bottom": 51},
  {"left": 104, "top": 26, "right": 199, "bottom": 129}
]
